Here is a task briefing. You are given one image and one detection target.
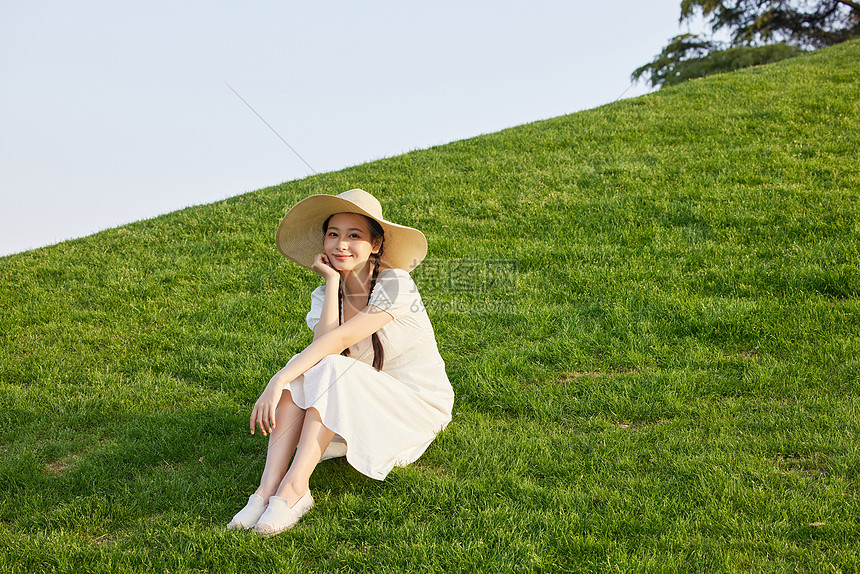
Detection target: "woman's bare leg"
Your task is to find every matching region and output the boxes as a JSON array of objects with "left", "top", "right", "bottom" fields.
[
  {"left": 254, "top": 390, "right": 306, "bottom": 502},
  {"left": 275, "top": 407, "right": 334, "bottom": 506}
]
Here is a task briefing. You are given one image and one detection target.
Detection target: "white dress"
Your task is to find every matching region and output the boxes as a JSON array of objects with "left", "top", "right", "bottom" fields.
[{"left": 285, "top": 268, "right": 454, "bottom": 481}]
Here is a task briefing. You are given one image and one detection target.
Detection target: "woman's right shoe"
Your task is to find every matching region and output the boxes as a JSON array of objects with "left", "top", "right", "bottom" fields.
[
  {"left": 227, "top": 494, "right": 267, "bottom": 530},
  {"left": 320, "top": 436, "right": 348, "bottom": 461},
  {"left": 254, "top": 491, "right": 314, "bottom": 537}
]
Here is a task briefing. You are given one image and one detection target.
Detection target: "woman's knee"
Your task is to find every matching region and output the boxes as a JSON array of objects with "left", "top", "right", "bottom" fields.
[
  {"left": 304, "top": 406, "right": 324, "bottom": 424},
  {"left": 275, "top": 390, "right": 301, "bottom": 419},
  {"left": 279, "top": 389, "right": 295, "bottom": 405}
]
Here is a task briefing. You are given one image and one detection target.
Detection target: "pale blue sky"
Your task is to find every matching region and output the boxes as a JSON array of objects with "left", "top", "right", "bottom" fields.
[{"left": 0, "top": 1, "right": 696, "bottom": 256}]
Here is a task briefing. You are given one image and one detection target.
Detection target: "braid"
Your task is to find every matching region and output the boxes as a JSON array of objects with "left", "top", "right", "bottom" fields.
[
  {"left": 338, "top": 285, "right": 350, "bottom": 358},
  {"left": 369, "top": 253, "right": 385, "bottom": 371}
]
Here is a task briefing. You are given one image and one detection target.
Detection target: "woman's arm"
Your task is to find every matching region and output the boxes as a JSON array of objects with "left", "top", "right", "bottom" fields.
[
  {"left": 313, "top": 276, "right": 340, "bottom": 341},
  {"left": 311, "top": 254, "right": 341, "bottom": 340},
  {"left": 250, "top": 304, "right": 394, "bottom": 435}
]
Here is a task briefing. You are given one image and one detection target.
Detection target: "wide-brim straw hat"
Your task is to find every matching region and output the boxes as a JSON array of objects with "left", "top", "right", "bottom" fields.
[{"left": 276, "top": 188, "right": 428, "bottom": 272}]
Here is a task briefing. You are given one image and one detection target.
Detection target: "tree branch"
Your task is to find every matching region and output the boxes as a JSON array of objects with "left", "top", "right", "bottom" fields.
[{"left": 837, "top": 0, "right": 860, "bottom": 12}]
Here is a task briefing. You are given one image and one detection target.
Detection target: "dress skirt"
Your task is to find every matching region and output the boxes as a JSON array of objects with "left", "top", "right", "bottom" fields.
[{"left": 285, "top": 353, "right": 453, "bottom": 481}]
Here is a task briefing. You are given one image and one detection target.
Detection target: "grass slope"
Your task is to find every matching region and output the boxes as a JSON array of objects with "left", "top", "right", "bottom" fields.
[{"left": 1, "top": 40, "right": 859, "bottom": 573}]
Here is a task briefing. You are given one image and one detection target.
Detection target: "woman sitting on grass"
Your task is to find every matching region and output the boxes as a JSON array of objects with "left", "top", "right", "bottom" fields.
[{"left": 228, "top": 188, "right": 454, "bottom": 536}]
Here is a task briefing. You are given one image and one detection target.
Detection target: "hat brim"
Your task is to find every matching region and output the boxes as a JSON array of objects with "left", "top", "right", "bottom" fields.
[{"left": 276, "top": 194, "right": 428, "bottom": 272}]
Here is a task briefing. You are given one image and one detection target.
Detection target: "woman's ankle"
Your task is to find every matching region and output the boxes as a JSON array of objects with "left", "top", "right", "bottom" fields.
[
  {"left": 275, "top": 480, "right": 308, "bottom": 507},
  {"left": 253, "top": 485, "right": 278, "bottom": 504}
]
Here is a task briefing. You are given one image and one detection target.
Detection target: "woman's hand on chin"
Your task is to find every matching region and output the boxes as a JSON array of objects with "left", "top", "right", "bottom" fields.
[{"left": 312, "top": 253, "right": 340, "bottom": 283}]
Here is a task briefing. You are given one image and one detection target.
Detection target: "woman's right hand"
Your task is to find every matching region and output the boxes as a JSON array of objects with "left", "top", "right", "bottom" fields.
[
  {"left": 250, "top": 378, "right": 285, "bottom": 437},
  {"left": 311, "top": 253, "right": 340, "bottom": 282}
]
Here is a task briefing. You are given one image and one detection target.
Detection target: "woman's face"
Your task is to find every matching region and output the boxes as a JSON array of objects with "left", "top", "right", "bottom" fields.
[{"left": 324, "top": 212, "right": 381, "bottom": 274}]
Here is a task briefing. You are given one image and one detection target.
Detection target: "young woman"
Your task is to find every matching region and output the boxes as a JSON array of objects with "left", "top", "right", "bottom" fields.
[{"left": 228, "top": 188, "right": 454, "bottom": 536}]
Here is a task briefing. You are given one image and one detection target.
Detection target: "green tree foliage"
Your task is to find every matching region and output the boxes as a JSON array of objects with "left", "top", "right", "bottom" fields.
[
  {"left": 632, "top": 35, "right": 805, "bottom": 87},
  {"left": 634, "top": 0, "right": 860, "bottom": 87}
]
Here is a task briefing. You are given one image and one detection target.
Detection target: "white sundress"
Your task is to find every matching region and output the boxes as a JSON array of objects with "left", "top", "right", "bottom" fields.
[{"left": 285, "top": 268, "right": 455, "bottom": 481}]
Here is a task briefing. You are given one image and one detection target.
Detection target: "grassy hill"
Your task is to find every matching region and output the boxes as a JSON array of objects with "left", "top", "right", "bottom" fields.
[{"left": 1, "top": 40, "right": 858, "bottom": 572}]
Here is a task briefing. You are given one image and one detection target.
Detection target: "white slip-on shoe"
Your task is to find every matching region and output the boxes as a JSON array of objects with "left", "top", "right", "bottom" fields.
[
  {"left": 227, "top": 494, "right": 267, "bottom": 530},
  {"left": 320, "top": 436, "right": 347, "bottom": 461},
  {"left": 254, "top": 491, "right": 314, "bottom": 537}
]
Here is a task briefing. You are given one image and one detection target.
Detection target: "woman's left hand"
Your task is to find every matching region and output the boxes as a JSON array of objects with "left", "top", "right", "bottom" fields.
[{"left": 250, "top": 378, "right": 284, "bottom": 436}]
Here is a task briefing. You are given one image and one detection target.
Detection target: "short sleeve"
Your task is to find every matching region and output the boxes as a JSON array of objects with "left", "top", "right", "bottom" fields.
[
  {"left": 368, "top": 268, "right": 419, "bottom": 320},
  {"left": 306, "top": 285, "right": 326, "bottom": 332}
]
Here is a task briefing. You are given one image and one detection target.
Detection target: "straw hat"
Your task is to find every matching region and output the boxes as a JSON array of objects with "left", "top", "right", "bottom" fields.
[{"left": 276, "top": 189, "right": 428, "bottom": 272}]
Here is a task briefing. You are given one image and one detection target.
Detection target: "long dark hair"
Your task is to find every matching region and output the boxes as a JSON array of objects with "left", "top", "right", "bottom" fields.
[{"left": 322, "top": 214, "right": 386, "bottom": 371}]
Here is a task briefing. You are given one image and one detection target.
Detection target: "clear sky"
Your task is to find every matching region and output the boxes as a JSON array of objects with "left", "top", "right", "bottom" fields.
[{"left": 0, "top": 1, "right": 695, "bottom": 257}]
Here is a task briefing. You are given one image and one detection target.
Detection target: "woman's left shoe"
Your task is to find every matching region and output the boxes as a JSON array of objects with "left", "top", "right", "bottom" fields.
[{"left": 254, "top": 491, "right": 314, "bottom": 537}]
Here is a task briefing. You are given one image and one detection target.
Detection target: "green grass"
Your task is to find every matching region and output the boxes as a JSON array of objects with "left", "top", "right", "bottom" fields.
[{"left": 1, "top": 40, "right": 859, "bottom": 572}]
